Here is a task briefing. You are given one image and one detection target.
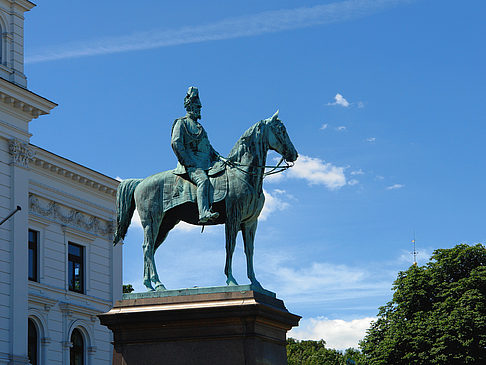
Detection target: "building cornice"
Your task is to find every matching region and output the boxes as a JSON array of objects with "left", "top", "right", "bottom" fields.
[
  {"left": 28, "top": 291, "right": 57, "bottom": 312},
  {"left": 30, "top": 145, "right": 119, "bottom": 198},
  {"left": 28, "top": 280, "right": 112, "bottom": 308},
  {"left": 0, "top": 77, "right": 57, "bottom": 120},
  {"left": 12, "top": 0, "right": 36, "bottom": 12}
]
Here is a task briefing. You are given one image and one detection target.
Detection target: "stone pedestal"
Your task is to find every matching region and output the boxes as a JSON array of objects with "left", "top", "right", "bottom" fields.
[{"left": 98, "top": 285, "right": 300, "bottom": 365}]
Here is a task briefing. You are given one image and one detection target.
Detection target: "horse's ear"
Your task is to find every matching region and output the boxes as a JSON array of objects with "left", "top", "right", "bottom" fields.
[{"left": 270, "top": 110, "right": 279, "bottom": 122}]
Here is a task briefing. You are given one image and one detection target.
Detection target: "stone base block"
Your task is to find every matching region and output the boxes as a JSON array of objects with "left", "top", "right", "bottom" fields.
[{"left": 99, "top": 286, "right": 300, "bottom": 365}]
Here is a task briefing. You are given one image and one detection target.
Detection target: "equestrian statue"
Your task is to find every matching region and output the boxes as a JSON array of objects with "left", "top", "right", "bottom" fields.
[{"left": 113, "top": 87, "right": 298, "bottom": 291}]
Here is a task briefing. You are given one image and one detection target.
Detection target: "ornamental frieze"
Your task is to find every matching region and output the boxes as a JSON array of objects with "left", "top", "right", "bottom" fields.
[{"left": 29, "top": 194, "right": 114, "bottom": 238}]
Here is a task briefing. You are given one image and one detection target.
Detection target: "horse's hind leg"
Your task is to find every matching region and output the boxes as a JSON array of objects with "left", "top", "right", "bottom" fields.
[
  {"left": 151, "top": 214, "right": 180, "bottom": 291},
  {"left": 241, "top": 220, "right": 263, "bottom": 290}
]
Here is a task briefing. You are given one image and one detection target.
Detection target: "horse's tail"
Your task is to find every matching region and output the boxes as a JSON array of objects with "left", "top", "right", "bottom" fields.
[{"left": 113, "top": 178, "right": 143, "bottom": 245}]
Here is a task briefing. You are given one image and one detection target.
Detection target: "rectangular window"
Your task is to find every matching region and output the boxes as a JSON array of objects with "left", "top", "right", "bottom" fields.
[
  {"left": 28, "top": 230, "right": 38, "bottom": 282},
  {"left": 68, "top": 242, "right": 84, "bottom": 293}
]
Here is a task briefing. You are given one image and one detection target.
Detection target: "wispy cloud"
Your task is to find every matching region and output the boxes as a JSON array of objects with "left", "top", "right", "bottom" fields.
[
  {"left": 320, "top": 123, "right": 329, "bottom": 130},
  {"left": 328, "top": 93, "right": 351, "bottom": 107},
  {"left": 348, "top": 179, "right": 359, "bottom": 186},
  {"left": 336, "top": 126, "right": 347, "bottom": 132},
  {"left": 366, "top": 137, "right": 376, "bottom": 142},
  {"left": 350, "top": 169, "right": 364, "bottom": 175},
  {"left": 398, "top": 248, "right": 432, "bottom": 266},
  {"left": 357, "top": 101, "right": 365, "bottom": 108},
  {"left": 290, "top": 317, "right": 376, "bottom": 349},
  {"left": 386, "top": 183, "right": 404, "bottom": 190},
  {"left": 26, "top": 0, "right": 415, "bottom": 63}
]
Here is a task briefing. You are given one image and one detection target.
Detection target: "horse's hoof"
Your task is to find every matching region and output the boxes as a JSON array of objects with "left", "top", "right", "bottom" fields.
[
  {"left": 251, "top": 282, "right": 264, "bottom": 291},
  {"left": 155, "top": 283, "right": 167, "bottom": 291},
  {"left": 144, "top": 280, "right": 155, "bottom": 291},
  {"left": 226, "top": 278, "right": 239, "bottom": 286}
]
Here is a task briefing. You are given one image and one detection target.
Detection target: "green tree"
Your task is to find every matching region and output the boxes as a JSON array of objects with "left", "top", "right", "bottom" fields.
[
  {"left": 286, "top": 338, "right": 364, "bottom": 364},
  {"left": 360, "top": 243, "right": 486, "bottom": 364},
  {"left": 123, "top": 284, "right": 134, "bottom": 293}
]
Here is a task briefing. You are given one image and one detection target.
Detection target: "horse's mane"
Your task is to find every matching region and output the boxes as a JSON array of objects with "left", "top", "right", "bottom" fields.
[{"left": 227, "top": 120, "right": 267, "bottom": 162}]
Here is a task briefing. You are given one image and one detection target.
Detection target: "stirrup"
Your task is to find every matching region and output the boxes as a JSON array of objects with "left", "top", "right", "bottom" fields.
[{"left": 198, "top": 211, "right": 219, "bottom": 224}]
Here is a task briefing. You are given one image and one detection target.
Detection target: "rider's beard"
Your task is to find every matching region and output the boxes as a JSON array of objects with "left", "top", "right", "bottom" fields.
[{"left": 187, "top": 109, "right": 201, "bottom": 120}]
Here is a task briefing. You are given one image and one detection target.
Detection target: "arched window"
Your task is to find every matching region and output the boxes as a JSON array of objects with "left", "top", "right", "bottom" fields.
[
  {"left": 70, "top": 328, "right": 84, "bottom": 365},
  {"left": 28, "top": 319, "right": 38, "bottom": 365}
]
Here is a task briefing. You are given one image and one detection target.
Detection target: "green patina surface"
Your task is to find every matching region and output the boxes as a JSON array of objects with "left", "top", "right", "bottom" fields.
[
  {"left": 122, "top": 284, "right": 276, "bottom": 300},
  {"left": 113, "top": 87, "right": 298, "bottom": 292}
]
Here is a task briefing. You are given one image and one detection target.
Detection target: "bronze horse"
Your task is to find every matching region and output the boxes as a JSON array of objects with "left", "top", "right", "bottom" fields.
[{"left": 113, "top": 111, "right": 298, "bottom": 291}]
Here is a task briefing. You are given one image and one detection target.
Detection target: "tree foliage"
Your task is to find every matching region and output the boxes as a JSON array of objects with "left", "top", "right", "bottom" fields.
[
  {"left": 286, "top": 338, "right": 364, "bottom": 364},
  {"left": 360, "top": 243, "right": 486, "bottom": 364},
  {"left": 122, "top": 284, "right": 134, "bottom": 293}
]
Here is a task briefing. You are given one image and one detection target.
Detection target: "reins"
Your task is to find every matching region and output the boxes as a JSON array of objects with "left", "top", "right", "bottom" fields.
[{"left": 218, "top": 156, "right": 294, "bottom": 178}]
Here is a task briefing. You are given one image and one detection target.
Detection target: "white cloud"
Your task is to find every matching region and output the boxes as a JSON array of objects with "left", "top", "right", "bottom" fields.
[
  {"left": 348, "top": 179, "right": 359, "bottom": 186},
  {"left": 131, "top": 208, "right": 143, "bottom": 230},
  {"left": 173, "top": 221, "right": 200, "bottom": 232},
  {"left": 257, "top": 254, "right": 393, "bottom": 306},
  {"left": 386, "top": 183, "right": 404, "bottom": 190},
  {"left": 290, "top": 317, "right": 376, "bottom": 350},
  {"left": 375, "top": 175, "right": 384, "bottom": 180},
  {"left": 260, "top": 189, "right": 291, "bottom": 221},
  {"left": 26, "top": 0, "right": 412, "bottom": 63},
  {"left": 336, "top": 126, "right": 347, "bottom": 132},
  {"left": 287, "top": 155, "right": 347, "bottom": 190},
  {"left": 328, "top": 93, "right": 350, "bottom": 107},
  {"left": 366, "top": 137, "right": 376, "bottom": 142},
  {"left": 320, "top": 123, "right": 328, "bottom": 130},
  {"left": 350, "top": 169, "right": 364, "bottom": 175}
]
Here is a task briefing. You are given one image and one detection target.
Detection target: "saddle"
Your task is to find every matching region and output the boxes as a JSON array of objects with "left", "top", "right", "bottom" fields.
[{"left": 162, "top": 161, "right": 227, "bottom": 213}]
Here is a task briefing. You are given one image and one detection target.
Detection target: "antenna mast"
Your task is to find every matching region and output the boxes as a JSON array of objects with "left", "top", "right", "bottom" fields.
[{"left": 412, "top": 232, "right": 418, "bottom": 265}]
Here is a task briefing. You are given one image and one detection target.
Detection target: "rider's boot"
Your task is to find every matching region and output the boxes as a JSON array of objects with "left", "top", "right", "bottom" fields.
[{"left": 196, "top": 178, "right": 219, "bottom": 224}]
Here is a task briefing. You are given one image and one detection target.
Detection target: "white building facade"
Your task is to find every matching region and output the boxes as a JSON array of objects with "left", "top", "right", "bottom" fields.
[{"left": 0, "top": 1, "right": 122, "bottom": 364}]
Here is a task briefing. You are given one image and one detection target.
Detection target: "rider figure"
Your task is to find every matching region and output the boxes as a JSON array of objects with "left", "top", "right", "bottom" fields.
[{"left": 171, "top": 87, "right": 220, "bottom": 224}]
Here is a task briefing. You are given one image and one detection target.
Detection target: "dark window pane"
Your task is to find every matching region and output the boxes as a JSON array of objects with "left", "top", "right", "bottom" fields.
[
  {"left": 69, "top": 244, "right": 81, "bottom": 257},
  {"left": 28, "top": 319, "right": 38, "bottom": 365},
  {"left": 68, "top": 243, "right": 84, "bottom": 293},
  {"left": 28, "top": 230, "right": 38, "bottom": 282},
  {"left": 29, "top": 248, "right": 35, "bottom": 279},
  {"left": 70, "top": 329, "right": 84, "bottom": 365}
]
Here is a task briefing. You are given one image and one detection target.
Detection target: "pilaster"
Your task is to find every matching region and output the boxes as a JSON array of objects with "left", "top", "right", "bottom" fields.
[{"left": 8, "top": 138, "right": 32, "bottom": 365}]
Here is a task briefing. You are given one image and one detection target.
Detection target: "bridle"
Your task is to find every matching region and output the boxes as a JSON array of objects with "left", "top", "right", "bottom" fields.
[{"left": 218, "top": 156, "right": 294, "bottom": 178}]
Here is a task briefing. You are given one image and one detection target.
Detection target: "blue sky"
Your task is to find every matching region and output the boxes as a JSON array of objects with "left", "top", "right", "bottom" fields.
[{"left": 25, "top": 0, "right": 486, "bottom": 349}]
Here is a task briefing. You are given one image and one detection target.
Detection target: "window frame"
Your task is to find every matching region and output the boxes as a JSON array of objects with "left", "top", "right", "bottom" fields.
[{"left": 68, "top": 242, "right": 84, "bottom": 294}]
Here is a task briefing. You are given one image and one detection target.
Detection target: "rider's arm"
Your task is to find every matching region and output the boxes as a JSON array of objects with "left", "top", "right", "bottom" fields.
[
  {"left": 209, "top": 145, "right": 220, "bottom": 162},
  {"left": 171, "top": 119, "right": 195, "bottom": 167}
]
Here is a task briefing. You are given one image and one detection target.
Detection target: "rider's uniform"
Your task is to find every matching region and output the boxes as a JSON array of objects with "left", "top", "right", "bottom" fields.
[{"left": 171, "top": 116, "right": 219, "bottom": 222}]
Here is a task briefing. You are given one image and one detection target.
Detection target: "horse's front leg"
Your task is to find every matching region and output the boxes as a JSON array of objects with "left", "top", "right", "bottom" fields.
[
  {"left": 224, "top": 221, "right": 239, "bottom": 286},
  {"left": 241, "top": 220, "right": 263, "bottom": 290}
]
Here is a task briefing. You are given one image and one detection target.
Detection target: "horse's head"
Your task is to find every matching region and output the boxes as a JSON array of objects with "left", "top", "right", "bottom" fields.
[{"left": 265, "top": 111, "right": 298, "bottom": 162}]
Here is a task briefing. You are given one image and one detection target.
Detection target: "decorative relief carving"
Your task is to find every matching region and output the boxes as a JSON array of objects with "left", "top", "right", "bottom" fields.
[
  {"left": 8, "top": 138, "right": 35, "bottom": 168},
  {"left": 29, "top": 194, "right": 114, "bottom": 238}
]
